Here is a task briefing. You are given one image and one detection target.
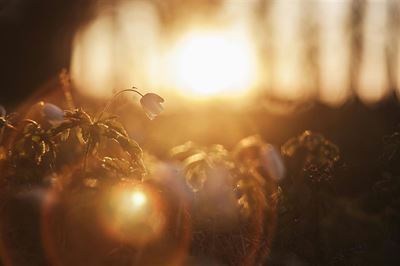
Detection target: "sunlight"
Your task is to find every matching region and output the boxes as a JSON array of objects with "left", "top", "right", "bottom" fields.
[
  {"left": 130, "top": 190, "right": 147, "bottom": 208},
  {"left": 167, "top": 30, "right": 258, "bottom": 99},
  {"left": 318, "top": 0, "right": 351, "bottom": 106},
  {"left": 69, "top": 0, "right": 396, "bottom": 105},
  {"left": 357, "top": 0, "right": 389, "bottom": 103},
  {"left": 71, "top": 14, "right": 114, "bottom": 98}
]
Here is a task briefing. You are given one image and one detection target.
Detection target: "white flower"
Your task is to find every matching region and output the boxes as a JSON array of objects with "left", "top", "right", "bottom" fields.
[
  {"left": 40, "top": 102, "right": 64, "bottom": 126},
  {"left": 140, "top": 93, "right": 165, "bottom": 120}
]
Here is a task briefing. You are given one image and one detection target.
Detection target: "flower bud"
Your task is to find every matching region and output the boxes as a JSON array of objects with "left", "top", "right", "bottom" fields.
[
  {"left": 40, "top": 103, "right": 64, "bottom": 126},
  {"left": 140, "top": 93, "right": 164, "bottom": 120}
]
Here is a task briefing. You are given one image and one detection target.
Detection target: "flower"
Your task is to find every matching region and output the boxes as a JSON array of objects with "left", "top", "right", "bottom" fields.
[
  {"left": 40, "top": 102, "right": 65, "bottom": 126},
  {"left": 140, "top": 93, "right": 165, "bottom": 120}
]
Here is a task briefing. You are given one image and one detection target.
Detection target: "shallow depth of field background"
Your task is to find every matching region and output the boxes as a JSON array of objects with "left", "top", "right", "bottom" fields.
[
  {"left": 69, "top": 0, "right": 400, "bottom": 106},
  {"left": 1, "top": 0, "right": 400, "bottom": 105}
]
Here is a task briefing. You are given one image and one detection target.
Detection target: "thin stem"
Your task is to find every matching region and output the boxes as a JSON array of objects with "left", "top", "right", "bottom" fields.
[
  {"left": 83, "top": 136, "right": 91, "bottom": 173},
  {"left": 97, "top": 87, "right": 143, "bottom": 121}
]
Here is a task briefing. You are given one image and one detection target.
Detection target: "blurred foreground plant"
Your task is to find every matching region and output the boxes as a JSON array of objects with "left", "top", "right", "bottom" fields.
[
  {"left": 0, "top": 87, "right": 164, "bottom": 188},
  {"left": 0, "top": 105, "right": 17, "bottom": 144},
  {"left": 282, "top": 130, "right": 340, "bottom": 184},
  {"left": 169, "top": 136, "right": 285, "bottom": 265},
  {"left": 276, "top": 130, "right": 342, "bottom": 265},
  {"left": 373, "top": 129, "right": 400, "bottom": 229},
  {"left": 171, "top": 143, "right": 233, "bottom": 193}
]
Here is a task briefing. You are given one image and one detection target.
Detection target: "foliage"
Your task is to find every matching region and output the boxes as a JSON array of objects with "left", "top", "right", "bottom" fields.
[
  {"left": 0, "top": 107, "right": 17, "bottom": 144},
  {"left": 271, "top": 131, "right": 343, "bottom": 265},
  {"left": 12, "top": 119, "right": 58, "bottom": 167},
  {"left": 282, "top": 130, "right": 340, "bottom": 184},
  {"left": 0, "top": 88, "right": 162, "bottom": 188},
  {"left": 171, "top": 139, "right": 281, "bottom": 226},
  {"left": 54, "top": 108, "right": 144, "bottom": 173},
  {"left": 180, "top": 144, "right": 234, "bottom": 192}
]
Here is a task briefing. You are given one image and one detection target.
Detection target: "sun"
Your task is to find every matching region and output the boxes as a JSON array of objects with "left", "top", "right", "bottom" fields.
[
  {"left": 167, "top": 29, "right": 258, "bottom": 99},
  {"left": 130, "top": 190, "right": 147, "bottom": 208}
]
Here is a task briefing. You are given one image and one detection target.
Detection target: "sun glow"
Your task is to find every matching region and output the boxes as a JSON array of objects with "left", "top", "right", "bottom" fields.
[
  {"left": 130, "top": 190, "right": 147, "bottom": 208},
  {"left": 167, "top": 30, "right": 258, "bottom": 99}
]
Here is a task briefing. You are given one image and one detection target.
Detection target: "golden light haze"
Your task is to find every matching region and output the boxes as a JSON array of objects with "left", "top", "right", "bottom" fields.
[{"left": 70, "top": 0, "right": 400, "bottom": 106}]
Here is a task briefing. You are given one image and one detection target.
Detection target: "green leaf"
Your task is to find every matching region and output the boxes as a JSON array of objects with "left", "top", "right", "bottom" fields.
[
  {"left": 33, "top": 141, "right": 46, "bottom": 164},
  {"left": 103, "top": 119, "right": 128, "bottom": 137},
  {"left": 60, "top": 128, "right": 70, "bottom": 142},
  {"left": 77, "top": 127, "right": 90, "bottom": 144},
  {"left": 65, "top": 108, "right": 92, "bottom": 124},
  {"left": 117, "top": 135, "right": 142, "bottom": 159},
  {"left": 50, "top": 120, "right": 78, "bottom": 136},
  {"left": 183, "top": 152, "right": 208, "bottom": 169},
  {"left": 23, "top": 122, "right": 37, "bottom": 135},
  {"left": 101, "top": 156, "right": 131, "bottom": 174}
]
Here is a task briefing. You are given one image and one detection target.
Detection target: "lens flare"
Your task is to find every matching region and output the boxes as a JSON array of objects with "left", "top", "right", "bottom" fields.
[
  {"left": 40, "top": 177, "right": 192, "bottom": 266},
  {"left": 99, "top": 183, "right": 167, "bottom": 247}
]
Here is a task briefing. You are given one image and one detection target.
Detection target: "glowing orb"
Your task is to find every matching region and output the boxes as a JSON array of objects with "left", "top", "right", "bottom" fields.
[
  {"left": 97, "top": 183, "right": 167, "bottom": 246},
  {"left": 130, "top": 191, "right": 147, "bottom": 208},
  {"left": 167, "top": 30, "right": 258, "bottom": 99}
]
